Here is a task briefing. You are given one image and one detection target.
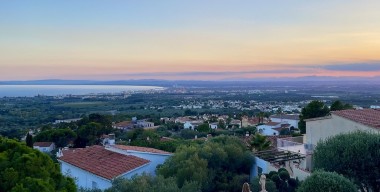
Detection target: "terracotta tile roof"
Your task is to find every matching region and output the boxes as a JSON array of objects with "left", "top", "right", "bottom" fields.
[
  {"left": 113, "top": 145, "right": 172, "bottom": 155},
  {"left": 114, "top": 121, "right": 133, "bottom": 127},
  {"left": 33, "top": 142, "right": 54, "bottom": 147},
  {"left": 59, "top": 145, "right": 150, "bottom": 180},
  {"left": 332, "top": 109, "right": 380, "bottom": 129},
  {"left": 265, "top": 122, "right": 281, "bottom": 126}
]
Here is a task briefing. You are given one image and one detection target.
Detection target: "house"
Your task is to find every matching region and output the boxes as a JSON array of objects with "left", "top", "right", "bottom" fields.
[
  {"left": 270, "top": 114, "right": 299, "bottom": 128},
  {"left": 113, "top": 121, "right": 134, "bottom": 130},
  {"left": 175, "top": 117, "right": 193, "bottom": 124},
  {"left": 183, "top": 121, "right": 202, "bottom": 129},
  {"left": 305, "top": 109, "right": 380, "bottom": 146},
  {"left": 229, "top": 119, "right": 242, "bottom": 128},
  {"left": 136, "top": 120, "right": 155, "bottom": 128},
  {"left": 54, "top": 118, "right": 81, "bottom": 124},
  {"left": 257, "top": 122, "right": 282, "bottom": 135},
  {"left": 209, "top": 123, "right": 218, "bottom": 129},
  {"left": 33, "top": 142, "right": 55, "bottom": 153},
  {"left": 252, "top": 136, "right": 311, "bottom": 181},
  {"left": 242, "top": 116, "right": 260, "bottom": 127},
  {"left": 58, "top": 144, "right": 172, "bottom": 190},
  {"left": 107, "top": 145, "right": 172, "bottom": 176},
  {"left": 251, "top": 109, "right": 380, "bottom": 182}
]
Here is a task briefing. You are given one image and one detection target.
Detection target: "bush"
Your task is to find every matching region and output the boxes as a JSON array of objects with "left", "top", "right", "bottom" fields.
[
  {"left": 297, "top": 171, "right": 357, "bottom": 192},
  {"left": 313, "top": 131, "right": 380, "bottom": 191}
]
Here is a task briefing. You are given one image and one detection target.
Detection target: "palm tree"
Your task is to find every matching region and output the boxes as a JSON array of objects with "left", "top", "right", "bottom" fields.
[{"left": 250, "top": 133, "right": 271, "bottom": 151}]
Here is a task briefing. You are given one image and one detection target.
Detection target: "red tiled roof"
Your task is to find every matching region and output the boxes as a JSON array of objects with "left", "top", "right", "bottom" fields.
[
  {"left": 115, "top": 121, "right": 133, "bottom": 127},
  {"left": 113, "top": 145, "right": 172, "bottom": 155},
  {"left": 332, "top": 109, "right": 380, "bottom": 129},
  {"left": 59, "top": 145, "right": 150, "bottom": 180},
  {"left": 265, "top": 122, "right": 281, "bottom": 126},
  {"left": 33, "top": 142, "right": 53, "bottom": 147}
]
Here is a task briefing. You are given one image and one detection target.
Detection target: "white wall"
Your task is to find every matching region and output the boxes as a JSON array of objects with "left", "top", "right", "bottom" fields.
[
  {"left": 60, "top": 161, "right": 112, "bottom": 191},
  {"left": 210, "top": 124, "right": 218, "bottom": 129},
  {"left": 257, "top": 125, "right": 280, "bottom": 136},
  {"left": 33, "top": 144, "right": 55, "bottom": 153},
  {"left": 184, "top": 122, "right": 193, "bottom": 129},
  {"left": 306, "top": 115, "right": 379, "bottom": 146},
  {"left": 60, "top": 159, "right": 152, "bottom": 191}
]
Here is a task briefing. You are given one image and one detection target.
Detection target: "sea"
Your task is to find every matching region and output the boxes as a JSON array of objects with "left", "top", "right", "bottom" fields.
[{"left": 0, "top": 85, "right": 165, "bottom": 97}]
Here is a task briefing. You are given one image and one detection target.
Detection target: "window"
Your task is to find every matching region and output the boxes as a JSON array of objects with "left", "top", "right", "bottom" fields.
[{"left": 92, "top": 181, "right": 98, "bottom": 189}]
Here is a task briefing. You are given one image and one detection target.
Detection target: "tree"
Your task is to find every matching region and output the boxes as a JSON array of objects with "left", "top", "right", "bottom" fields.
[
  {"left": 330, "top": 100, "right": 353, "bottom": 111},
  {"left": 298, "top": 101, "right": 330, "bottom": 133},
  {"left": 250, "top": 133, "right": 271, "bottom": 151},
  {"left": 158, "top": 135, "right": 253, "bottom": 192},
  {"left": 218, "top": 119, "right": 226, "bottom": 129},
  {"left": 267, "top": 169, "right": 299, "bottom": 192},
  {"left": 313, "top": 131, "right": 380, "bottom": 192},
  {"left": 25, "top": 132, "right": 33, "bottom": 147},
  {"left": 297, "top": 171, "right": 357, "bottom": 192},
  {"left": 34, "top": 128, "right": 76, "bottom": 148},
  {"left": 0, "top": 137, "right": 76, "bottom": 192},
  {"left": 197, "top": 123, "right": 210, "bottom": 133}
]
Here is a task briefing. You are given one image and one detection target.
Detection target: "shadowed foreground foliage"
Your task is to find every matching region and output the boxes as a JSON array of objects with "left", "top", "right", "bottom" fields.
[
  {"left": 297, "top": 171, "right": 357, "bottom": 192},
  {"left": 313, "top": 131, "right": 380, "bottom": 192},
  {"left": 158, "top": 135, "right": 254, "bottom": 192},
  {"left": 0, "top": 137, "right": 76, "bottom": 192}
]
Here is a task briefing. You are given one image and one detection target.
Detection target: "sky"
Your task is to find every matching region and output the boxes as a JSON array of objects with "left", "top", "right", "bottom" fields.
[{"left": 1, "top": 1, "right": 380, "bottom": 80}]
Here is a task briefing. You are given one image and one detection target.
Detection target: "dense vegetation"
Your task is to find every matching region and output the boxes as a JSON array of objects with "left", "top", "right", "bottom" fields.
[
  {"left": 298, "top": 100, "right": 330, "bottom": 133},
  {"left": 313, "top": 131, "right": 380, "bottom": 192},
  {"left": 297, "top": 171, "right": 357, "bottom": 192},
  {"left": 0, "top": 137, "right": 76, "bottom": 192},
  {"left": 158, "top": 135, "right": 254, "bottom": 192},
  {"left": 330, "top": 100, "right": 353, "bottom": 111}
]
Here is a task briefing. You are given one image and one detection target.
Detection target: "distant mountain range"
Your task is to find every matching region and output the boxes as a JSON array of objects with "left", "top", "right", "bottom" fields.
[{"left": 1, "top": 76, "right": 379, "bottom": 87}]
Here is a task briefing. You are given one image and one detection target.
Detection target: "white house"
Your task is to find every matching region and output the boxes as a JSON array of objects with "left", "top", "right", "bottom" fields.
[
  {"left": 305, "top": 109, "right": 380, "bottom": 146},
  {"left": 136, "top": 121, "right": 155, "bottom": 128},
  {"left": 257, "top": 122, "right": 282, "bottom": 136},
  {"left": 270, "top": 114, "right": 299, "bottom": 128},
  {"left": 33, "top": 142, "right": 55, "bottom": 153},
  {"left": 58, "top": 145, "right": 172, "bottom": 190},
  {"left": 209, "top": 123, "right": 218, "bottom": 129},
  {"left": 54, "top": 118, "right": 81, "bottom": 124},
  {"left": 183, "top": 121, "right": 202, "bottom": 129}
]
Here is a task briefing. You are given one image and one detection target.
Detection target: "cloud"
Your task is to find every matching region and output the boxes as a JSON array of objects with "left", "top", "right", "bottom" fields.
[
  {"left": 322, "top": 63, "right": 380, "bottom": 71},
  {"left": 123, "top": 69, "right": 308, "bottom": 77}
]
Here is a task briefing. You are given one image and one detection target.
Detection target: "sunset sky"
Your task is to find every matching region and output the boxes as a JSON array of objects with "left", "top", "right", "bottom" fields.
[{"left": 1, "top": 1, "right": 380, "bottom": 80}]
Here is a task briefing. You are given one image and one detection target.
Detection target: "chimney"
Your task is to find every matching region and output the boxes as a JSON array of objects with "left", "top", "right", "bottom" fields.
[
  {"left": 108, "top": 134, "right": 115, "bottom": 145},
  {"left": 56, "top": 148, "right": 63, "bottom": 158}
]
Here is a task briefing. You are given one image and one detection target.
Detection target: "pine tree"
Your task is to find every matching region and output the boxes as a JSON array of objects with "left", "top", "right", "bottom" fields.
[{"left": 26, "top": 132, "right": 33, "bottom": 148}]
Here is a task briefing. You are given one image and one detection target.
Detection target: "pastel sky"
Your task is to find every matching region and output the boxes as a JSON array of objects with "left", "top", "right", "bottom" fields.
[{"left": 1, "top": 1, "right": 380, "bottom": 80}]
